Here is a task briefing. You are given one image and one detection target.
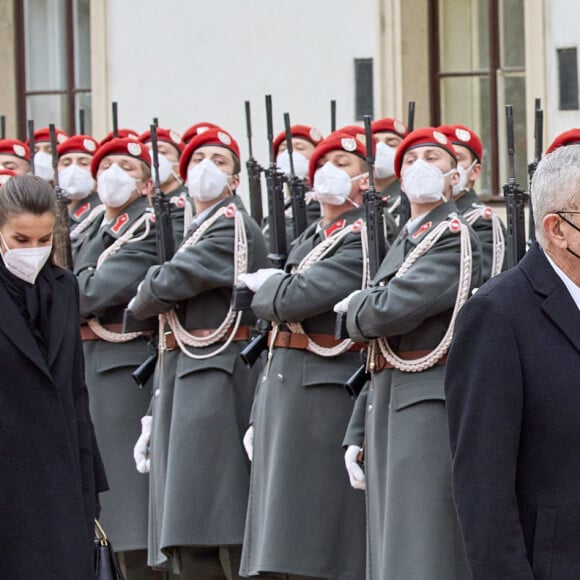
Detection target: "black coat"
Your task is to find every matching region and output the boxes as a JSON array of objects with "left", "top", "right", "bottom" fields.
[
  {"left": 445, "top": 242, "right": 580, "bottom": 580},
  {"left": 0, "top": 265, "right": 108, "bottom": 580}
]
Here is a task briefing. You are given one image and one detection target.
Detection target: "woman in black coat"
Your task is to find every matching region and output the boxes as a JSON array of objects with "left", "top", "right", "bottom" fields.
[{"left": 0, "top": 175, "right": 108, "bottom": 579}]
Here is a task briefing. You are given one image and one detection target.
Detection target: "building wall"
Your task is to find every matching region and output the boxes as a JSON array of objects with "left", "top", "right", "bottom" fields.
[{"left": 0, "top": 0, "right": 18, "bottom": 137}]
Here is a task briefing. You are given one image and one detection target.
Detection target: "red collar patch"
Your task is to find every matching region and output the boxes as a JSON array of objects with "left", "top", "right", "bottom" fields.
[
  {"left": 73, "top": 202, "right": 90, "bottom": 219},
  {"left": 412, "top": 221, "right": 432, "bottom": 239},
  {"left": 111, "top": 213, "right": 129, "bottom": 234},
  {"left": 324, "top": 219, "right": 346, "bottom": 239},
  {"left": 171, "top": 195, "right": 186, "bottom": 209}
]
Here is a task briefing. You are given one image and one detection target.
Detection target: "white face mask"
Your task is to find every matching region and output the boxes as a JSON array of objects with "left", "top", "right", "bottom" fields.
[
  {"left": 276, "top": 150, "right": 309, "bottom": 180},
  {"left": 402, "top": 158, "right": 455, "bottom": 204},
  {"left": 150, "top": 151, "right": 176, "bottom": 185},
  {"left": 374, "top": 141, "right": 396, "bottom": 179},
  {"left": 0, "top": 232, "right": 52, "bottom": 284},
  {"left": 97, "top": 163, "right": 137, "bottom": 208},
  {"left": 313, "top": 161, "right": 365, "bottom": 206},
  {"left": 452, "top": 160, "right": 477, "bottom": 197},
  {"left": 59, "top": 164, "right": 94, "bottom": 200},
  {"left": 187, "top": 158, "right": 229, "bottom": 202},
  {"left": 34, "top": 151, "right": 55, "bottom": 182}
]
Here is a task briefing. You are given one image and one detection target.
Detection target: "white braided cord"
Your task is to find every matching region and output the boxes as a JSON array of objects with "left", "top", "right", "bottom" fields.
[
  {"left": 376, "top": 218, "right": 473, "bottom": 372},
  {"left": 164, "top": 204, "right": 249, "bottom": 359},
  {"left": 464, "top": 206, "right": 506, "bottom": 278},
  {"left": 70, "top": 204, "right": 105, "bottom": 240},
  {"left": 285, "top": 221, "right": 367, "bottom": 357}
]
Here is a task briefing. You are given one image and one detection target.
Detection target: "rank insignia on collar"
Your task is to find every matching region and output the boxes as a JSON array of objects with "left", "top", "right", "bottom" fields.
[
  {"left": 74, "top": 202, "right": 90, "bottom": 219},
  {"left": 170, "top": 196, "right": 186, "bottom": 209},
  {"left": 412, "top": 221, "right": 432, "bottom": 239},
  {"left": 111, "top": 213, "right": 129, "bottom": 234},
  {"left": 324, "top": 218, "right": 346, "bottom": 239}
]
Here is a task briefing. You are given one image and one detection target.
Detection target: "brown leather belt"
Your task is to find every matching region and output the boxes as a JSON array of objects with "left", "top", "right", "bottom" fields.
[
  {"left": 80, "top": 323, "right": 153, "bottom": 341},
  {"left": 373, "top": 349, "right": 448, "bottom": 371},
  {"left": 164, "top": 325, "right": 252, "bottom": 351},
  {"left": 269, "top": 330, "right": 364, "bottom": 352}
]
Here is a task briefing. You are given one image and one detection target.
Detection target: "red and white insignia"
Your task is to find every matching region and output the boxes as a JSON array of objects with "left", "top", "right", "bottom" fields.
[
  {"left": 394, "top": 120, "right": 407, "bottom": 135},
  {"left": 13, "top": 144, "right": 25, "bottom": 157},
  {"left": 482, "top": 206, "right": 493, "bottom": 220},
  {"left": 310, "top": 128, "right": 322, "bottom": 142},
  {"left": 111, "top": 213, "right": 129, "bottom": 234},
  {"left": 128, "top": 134, "right": 139, "bottom": 141},
  {"left": 455, "top": 128, "right": 471, "bottom": 142},
  {"left": 170, "top": 130, "right": 182, "bottom": 144},
  {"left": 341, "top": 137, "right": 356, "bottom": 152},
  {"left": 412, "top": 221, "right": 432, "bottom": 239},
  {"left": 224, "top": 203, "right": 236, "bottom": 218},
  {"left": 197, "top": 126, "right": 210, "bottom": 134},
  {"left": 57, "top": 133, "right": 67, "bottom": 144},
  {"left": 127, "top": 142, "right": 142, "bottom": 156},
  {"left": 448, "top": 218, "right": 462, "bottom": 234},
  {"left": 218, "top": 131, "right": 232, "bottom": 146},
  {"left": 171, "top": 196, "right": 186, "bottom": 209},
  {"left": 352, "top": 218, "right": 364, "bottom": 233},
  {"left": 433, "top": 131, "right": 448, "bottom": 145},
  {"left": 74, "top": 202, "right": 90, "bottom": 219},
  {"left": 356, "top": 133, "right": 366, "bottom": 146},
  {"left": 324, "top": 218, "right": 346, "bottom": 238},
  {"left": 84, "top": 138, "right": 96, "bottom": 152}
]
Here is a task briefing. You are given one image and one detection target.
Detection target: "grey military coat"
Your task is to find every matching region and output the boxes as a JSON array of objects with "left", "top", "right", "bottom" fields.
[
  {"left": 128, "top": 195, "right": 267, "bottom": 567},
  {"left": 75, "top": 194, "right": 158, "bottom": 552},
  {"left": 344, "top": 201, "right": 482, "bottom": 580},
  {"left": 240, "top": 206, "right": 367, "bottom": 580}
]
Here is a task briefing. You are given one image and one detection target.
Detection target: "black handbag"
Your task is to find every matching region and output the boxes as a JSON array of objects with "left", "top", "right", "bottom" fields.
[{"left": 94, "top": 519, "right": 125, "bottom": 580}]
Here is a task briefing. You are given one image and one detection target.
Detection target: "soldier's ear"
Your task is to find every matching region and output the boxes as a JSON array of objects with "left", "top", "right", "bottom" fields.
[{"left": 543, "top": 213, "right": 567, "bottom": 248}]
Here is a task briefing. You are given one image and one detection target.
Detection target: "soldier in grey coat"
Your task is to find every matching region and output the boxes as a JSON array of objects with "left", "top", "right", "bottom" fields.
[
  {"left": 127, "top": 128, "right": 268, "bottom": 580},
  {"left": 339, "top": 128, "right": 482, "bottom": 580},
  {"left": 238, "top": 131, "right": 373, "bottom": 580},
  {"left": 75, "top": 138, "right": 159, "bottom": 579}
]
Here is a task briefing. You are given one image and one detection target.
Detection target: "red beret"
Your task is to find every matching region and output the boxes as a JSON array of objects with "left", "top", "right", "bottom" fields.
[
  {"left": 25, "top": 127, "right": 68, "bottom": 147},
  {"left": 99, "top": 129, "right": 140, "bottom": 146},
  {"left": 308, "top": 130, "right": 371, "bottom": 185},
  {"left": 272, "top": 125, "right": 324, "bottom": 158},
  {"left": 57, "top": 135, "right": 99, "bottom": 158},
  {"left": 394, "top": 127, "right": 458, "bottom": 178},
  {"left": 0, "top": 169, "right": 17, "bottom": 185},
  {"left": 437, "top": 124, "right": 483, "bottom": 162},
  {"left": 90, "top": 138, "right": 152, "bottom": 178},
  {"left": 545, "top": 128, "right": 580, "bottom": 155},
  {"left": 138, "top": 128, "right": 184, "bottom": 154},
  {"left": 0, "top": 139, "right": 31, "bottom": 161},
  {"left": 371, "top": 117, "right": 408, "bottom": 139},
  {"left": 179, "top": 128, "right": 240, "bottom": 180},
  {"left": 182, "top": 122, "right": 222, "bottom": 145}
]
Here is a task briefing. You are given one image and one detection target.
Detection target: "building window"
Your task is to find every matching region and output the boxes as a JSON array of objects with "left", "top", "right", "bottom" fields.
[
  {"left": 15, "top": 0, "right": 91, "bottom": 139},
  {"left": 429, "top": 0, "right": 526, "bottom": 197}
]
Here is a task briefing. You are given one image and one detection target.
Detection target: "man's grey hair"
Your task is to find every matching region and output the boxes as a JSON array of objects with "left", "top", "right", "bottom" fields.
[{"left": 531, "top": 144, "right": 580, "bottom": 246}]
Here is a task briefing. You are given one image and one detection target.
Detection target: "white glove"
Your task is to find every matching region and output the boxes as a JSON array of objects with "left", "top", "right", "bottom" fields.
[
  {"left": 333, "top": 290, "right": 361, "bottom": 314},
  {"left": 238, "top": 269, "right": 283, "bottom": 293},
  {"left": 243, "top": 424, "right": 254, "bottom": 461},
  {"left": 344, "top": 445, "right": 366, "bottom": 490},
  {"left": 133, "top": 416, "right": 153, "bottom": 474}
]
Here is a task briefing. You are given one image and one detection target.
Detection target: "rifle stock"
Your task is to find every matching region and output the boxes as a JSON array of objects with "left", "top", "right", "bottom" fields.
[{"left": 245, "top": 101, "right": 264, "bottom": 225}]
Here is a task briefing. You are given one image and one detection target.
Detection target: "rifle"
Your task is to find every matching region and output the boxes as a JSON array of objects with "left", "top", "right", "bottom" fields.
[
  {"left": 330, "top": 100, "right": 337, "bottom": 132},
  {"left": 245, "top": 101, "right": 264, "bottom": 225},
  {"left": 112, "top": 102, "right": 119, "bottom": 138},
  {"left": 127, "top": 124, "right": 176, "bottom": 387},
  {"left": 49, "top": 123, "right": 73, "bottom": 270},
  {"left": 527, "top": 98, "right": 543, "bottom": 245},
  {"left": 27, "top": 120, "right": 35, "bottom": 175},
  {"left": 237, "top": 95, "right": 288, "bottom": 367},
  {"left": 284, "top": 112, "right": 308, "bottom": 238},
  {"left": 503, "top": 104, "right": 528, "bottom": 268},
  {"left": 398, "top": 100, "right": 415, "bottom": 226},
  {"left": 78, "top": 109, "right": 85, "bottom": 135},
  {"left": 1, "top": 115, "right": 5, "bottom": 139},
  {"left": 338, "top": 115, "right": 387, "bottom": 398}
]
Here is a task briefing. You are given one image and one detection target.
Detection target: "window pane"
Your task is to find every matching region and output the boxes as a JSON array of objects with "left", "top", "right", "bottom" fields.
[
  {"left": 24, "top": 0, "right": 67, "bottom": 91},
  {"left": 75, "top": 92, "right": 92, "bottom": 135},
  {"left": 500, "top": 0, "right": 525, "bottom": 68},
  {"left": 26, "top": 94, "right": 69, "bottom": 132},
  {"left": 440, "top": 76, "right": 492, "bottom": 196},
  {"left": 74, "top": 0, "right": 91, "bottom": 88},
  {"left": 439, "top": 0, "right": 489, "bottom": 73}
]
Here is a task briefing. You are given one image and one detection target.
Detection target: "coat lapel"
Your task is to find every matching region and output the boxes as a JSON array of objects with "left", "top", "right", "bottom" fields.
[{"left": 521, "top": 243, "right": 580, "bottom": 353}]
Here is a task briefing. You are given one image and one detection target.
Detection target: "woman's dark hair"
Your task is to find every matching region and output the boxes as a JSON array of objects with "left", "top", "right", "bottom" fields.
[{"left": 0, "top": 175, "right": 57, "bottom": 227}]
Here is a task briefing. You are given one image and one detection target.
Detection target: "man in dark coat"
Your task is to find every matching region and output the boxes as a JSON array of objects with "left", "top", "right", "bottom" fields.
[{"left": 445, "top": 143, "right": 580, "bottom": 579}]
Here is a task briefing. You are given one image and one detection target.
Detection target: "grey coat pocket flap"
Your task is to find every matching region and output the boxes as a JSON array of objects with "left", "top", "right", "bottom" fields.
[
  {"left": 176, "top": 349, "right": 237, "bottom": 379},
  {"left": 392, "top": 380, "right": 445, "bottom": 411}
]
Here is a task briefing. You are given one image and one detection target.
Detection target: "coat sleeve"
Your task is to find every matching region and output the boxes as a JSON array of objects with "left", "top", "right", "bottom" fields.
[
  {"left": 251, "top": 233, "right": 364, "bottom": 323},
  {"left": 76, "top": 232, "right": 158, "bottom": 318},
  {"left": 346, "top": 230, "right": 480, "bottom": 341},
  {"left": 128, "top": 216, "right": 237, "bottom": 319},
  {"left": 444, "top": 293, "right": 534, "bottom": 579}
]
